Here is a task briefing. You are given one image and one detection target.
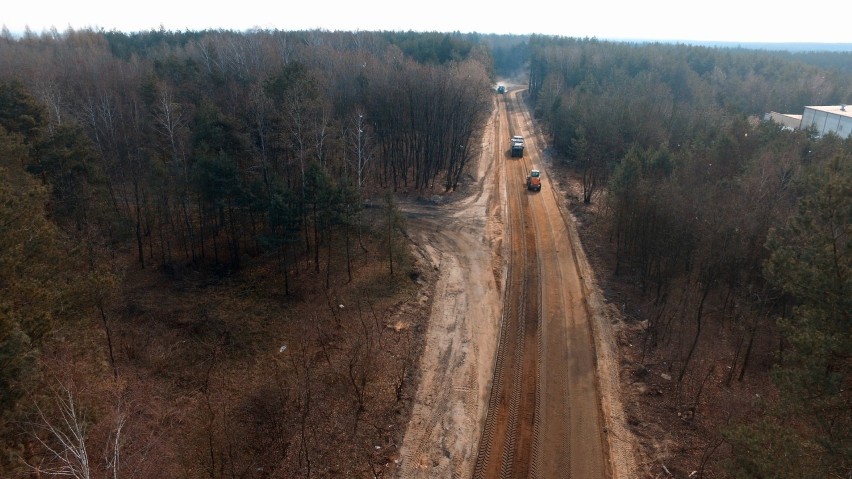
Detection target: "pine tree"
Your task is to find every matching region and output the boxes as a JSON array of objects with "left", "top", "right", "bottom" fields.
[{"left": 726, "top": 154, "right": 851, "bottom": 478}]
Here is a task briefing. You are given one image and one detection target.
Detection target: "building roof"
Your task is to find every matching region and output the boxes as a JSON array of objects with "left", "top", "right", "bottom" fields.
[
  {"left": 804, "top": 105, "right": 852, "bottom": 118},
  {"left": 764, "top": 111, "right": 801, "bottom": 129},
  {"left": 767, "top": 112, "right": 802, "bottom": 120}
]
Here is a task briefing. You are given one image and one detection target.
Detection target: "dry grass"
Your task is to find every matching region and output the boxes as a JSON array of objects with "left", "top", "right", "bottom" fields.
[{"left": 90, "top": 209, "right": 436, "bottom": 478}]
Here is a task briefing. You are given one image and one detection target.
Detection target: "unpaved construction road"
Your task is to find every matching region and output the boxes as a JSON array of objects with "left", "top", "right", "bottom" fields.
[{"left": 396, "top": 87, "right": 638, "bottom": 479}]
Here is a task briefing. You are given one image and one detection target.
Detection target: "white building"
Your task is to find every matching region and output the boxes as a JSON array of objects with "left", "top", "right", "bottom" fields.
[{"left": 800, "top": 105, "right": 852, "bottom": 139}]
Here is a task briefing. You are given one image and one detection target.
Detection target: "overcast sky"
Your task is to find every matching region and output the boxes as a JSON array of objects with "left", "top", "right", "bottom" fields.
[{"left": 4, "top": 0, "right": 851, "bottom": 44}]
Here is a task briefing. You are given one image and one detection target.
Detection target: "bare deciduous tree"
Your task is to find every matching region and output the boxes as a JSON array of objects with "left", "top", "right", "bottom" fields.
[{"left": 28, "top": 379, "right": 126, "bottom": 479}]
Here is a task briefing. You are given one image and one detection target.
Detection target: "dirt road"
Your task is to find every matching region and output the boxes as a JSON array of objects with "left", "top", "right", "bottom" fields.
[{"left": 396, "top": 87, "right": 638, "bottom": 478}]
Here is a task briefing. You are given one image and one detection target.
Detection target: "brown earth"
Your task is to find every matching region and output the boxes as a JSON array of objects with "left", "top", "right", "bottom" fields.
[
  {"left": 538, "top": 121, "right": 780, "bottom": 478},
  {"left": 553, "top": 170, "right": 781, "bottom": 479},
  {"left": 86, "top": 82, "right": 644, "bottom": 479},
  {"left": 394, "top": 85, "right": 641, "bottom": 478}
]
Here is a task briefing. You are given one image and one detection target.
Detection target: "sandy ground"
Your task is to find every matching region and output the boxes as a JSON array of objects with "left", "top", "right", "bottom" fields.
[
  {"left": 395, "top": 91, "right": 639, "bottom": 478},
  {"left": 539, "top": 149, "right": 642, "bottom": 479},
  {"left": 394, "top": 105, "right": 505, "bottom": 477}
]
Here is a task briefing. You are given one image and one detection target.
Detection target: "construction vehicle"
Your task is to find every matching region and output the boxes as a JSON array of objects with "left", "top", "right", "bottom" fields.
[
  {"left": 511, "top": 135, "right": 524, "bottom": 158},
  {"left": 497, "top": 84, "right": 506, "bottom": 94},
  {"left": 527, "top": 169, "right": 541, "bottom": 191}
]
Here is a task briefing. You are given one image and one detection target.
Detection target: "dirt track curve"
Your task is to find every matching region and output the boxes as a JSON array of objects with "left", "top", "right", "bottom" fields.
[{"left": 396, "top": 86, "right": 636, "bottom": 479}]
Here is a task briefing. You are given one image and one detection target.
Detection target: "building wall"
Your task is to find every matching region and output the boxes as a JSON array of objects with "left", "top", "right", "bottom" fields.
[
  {"left": 837, "top": 115, "right": 852, "bottom": 138},
  {"left": 802, "top": 107, "right": 852, "bottom": 139},
  {"left": 802, "top": 108, "right": 815, "bottom": 130}
]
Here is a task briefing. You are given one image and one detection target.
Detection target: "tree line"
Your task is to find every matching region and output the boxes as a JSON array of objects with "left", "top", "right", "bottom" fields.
[
  {"left": 0, "top": 28, "right": 492, "bottom": 272},
  {"left": 526, "top": 36, "right": 851, "bottom": 478}
]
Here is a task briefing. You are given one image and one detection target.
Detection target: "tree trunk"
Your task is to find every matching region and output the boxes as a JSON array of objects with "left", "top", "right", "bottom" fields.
[{"left": 679, "top": 280, "right": 712, "bottom": 383}]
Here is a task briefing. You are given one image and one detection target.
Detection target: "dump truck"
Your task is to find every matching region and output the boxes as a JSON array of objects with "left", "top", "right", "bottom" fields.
[
  {"left": 527, "top": 169, "right": 541, "bottom": 191},
  {"left": 511, "top": 135, "right": 524, "bottom": 158}
]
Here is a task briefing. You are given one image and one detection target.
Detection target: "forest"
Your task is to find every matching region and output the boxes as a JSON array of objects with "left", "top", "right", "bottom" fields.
[
  {"left": 0, "top": 28, "right": 850, "bottom": 478},
  {"left": 0, "top": 28, "right": 493, "bottom": 478},
  {"left": 525, "top": 35, "right": 851, "bottom": 478}
]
